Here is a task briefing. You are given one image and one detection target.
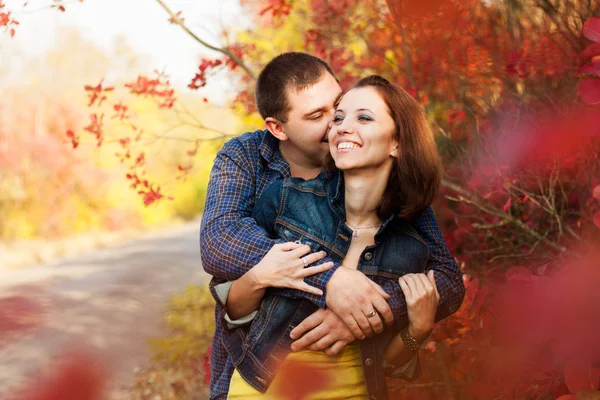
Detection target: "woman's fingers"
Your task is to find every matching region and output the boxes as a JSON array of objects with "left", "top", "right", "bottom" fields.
[
  {"left": 298, "top": 250, "right": 327, "bottom": 267},
  {"left": 288, "top": 244, "right": 313, "bottom": 258},
  {"left": 427, "top": 270, "right": 440, "bottom": 297},
  {"left": 296, "top": 282, "right": 324, "bottom": 296},
  {"left": 403, "top": 274, "right": 422, "bottom": 297},
  {"left": 398, "top": 276, "right": 412, "bottom": 298},
  {"left": 278, "top": 241, "right": 305, "bottom": 252},
  {"left": 300, "top": 261, "right": 334, "bottom": 278}
]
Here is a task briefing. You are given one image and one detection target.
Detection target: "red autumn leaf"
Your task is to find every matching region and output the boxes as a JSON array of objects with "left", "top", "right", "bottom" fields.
[
  {"left": 10, "top": 27, "right": 15, "bottom": 37},
  {"left": 581, "top": 59, "right": 600, "bottom": 76},
  {"left": 593, "top": 211, "right": 600, "bottom": 228},
  {"left": 583, "top": 17, "right": 600, "bottom": 43},
  {"left": 578, "top": 79, "right": 600, "bottom": 105},
  {"left": 593, "top": 185, "right": 600, "bottom": 200},
  {"left": 555, "top": 396, "right": 576, "bottom": 400},
  {"left": 581, "top": 43, "right": 600, "bottom": 59},
  {"left": 503, "top": 198, "right": 511, "bottom": 212},
  {"left": 564, "top": 359, "right": 595, "bottom": 394}
]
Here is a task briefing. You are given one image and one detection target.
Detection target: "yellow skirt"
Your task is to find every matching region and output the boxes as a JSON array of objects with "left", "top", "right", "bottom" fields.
[{"left": 227, "top": 344, "right": 368, "bottom": 400}]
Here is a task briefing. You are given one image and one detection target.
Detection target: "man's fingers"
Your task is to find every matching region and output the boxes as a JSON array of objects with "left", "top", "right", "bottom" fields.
[
  {"left": 306, "top": 335, "right": 336, "bottom": 352},
  {"left": 342, "top": 315, "right": 365, "bottom": 340},
  {"left": 371, "top": 295, "right": 394, "bottom": 326},
  {"left": 369, "top": 280, "right": 391, "bottom": 300},
  {"left": 290, "top": 325, "right": 326, "bottom": 352},
  {"left": 300, "top": 262, "right": 333, "bottom": 278},
  {"left": 290, "top": 310, "right": 324, "bottom": 340},
  {"left": 324, "top": 340, "right": 348, "bottom": 356},
  {"left": 365, "top": 311, "right": 384, "bottom": 334},
  {"left": 353, "top": 311, "right": 374, "bottom": 338}
]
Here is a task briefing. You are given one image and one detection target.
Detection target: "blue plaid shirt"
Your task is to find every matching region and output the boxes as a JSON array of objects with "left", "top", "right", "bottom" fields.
[{"left": 199, "top": 130, "right": 465, "bottom": 400}]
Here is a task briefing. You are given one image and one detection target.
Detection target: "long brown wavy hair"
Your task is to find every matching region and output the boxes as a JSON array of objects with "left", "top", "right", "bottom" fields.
[{"left": 352, "top": 75, "right": 443, "bottom": 221}]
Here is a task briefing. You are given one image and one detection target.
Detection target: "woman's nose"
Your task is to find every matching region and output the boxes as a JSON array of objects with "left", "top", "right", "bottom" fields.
[{"left": 337, "top": 122, "right": 354, "bottom": 135}]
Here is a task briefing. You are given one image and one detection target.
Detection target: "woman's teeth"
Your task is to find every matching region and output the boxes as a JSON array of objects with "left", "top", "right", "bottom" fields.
[{"left": 337, "top": 142, "right": 359, "bottom": 150}]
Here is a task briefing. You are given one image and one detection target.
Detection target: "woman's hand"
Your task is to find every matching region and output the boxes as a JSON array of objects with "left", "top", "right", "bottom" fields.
[
  {"left": 399, "top": 270, "right": 439, "bottom": 338},
  {"left": 249, "top": 242, "right": 333, "bottom": 296}
]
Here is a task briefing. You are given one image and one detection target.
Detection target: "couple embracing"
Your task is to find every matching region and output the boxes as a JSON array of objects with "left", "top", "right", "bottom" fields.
[{"left": 200, "top": 52, "right": 465, "bottom": 400}]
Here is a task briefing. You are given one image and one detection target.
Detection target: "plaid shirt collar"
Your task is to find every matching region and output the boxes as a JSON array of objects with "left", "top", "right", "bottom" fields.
[{"left": 259, "top": 130, "right": 291, "bottom": 177}]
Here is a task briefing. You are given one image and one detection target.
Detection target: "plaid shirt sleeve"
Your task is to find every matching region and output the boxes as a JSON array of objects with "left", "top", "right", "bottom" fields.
[
  {"left": 379, "top": 206, "right": 466, "bottom": 328},
  {"left": 200, "top": 141, "right": 336, "bottom": 308}
]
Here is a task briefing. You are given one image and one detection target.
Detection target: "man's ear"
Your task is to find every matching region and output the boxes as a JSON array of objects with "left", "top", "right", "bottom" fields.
[{"left": 265, "top": 117, "right": 289, "bottom": 141}]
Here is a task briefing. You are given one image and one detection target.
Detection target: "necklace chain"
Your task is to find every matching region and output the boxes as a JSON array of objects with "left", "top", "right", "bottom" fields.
[{"left": 345, "top": 221, "right": 382, "bottom": 240}]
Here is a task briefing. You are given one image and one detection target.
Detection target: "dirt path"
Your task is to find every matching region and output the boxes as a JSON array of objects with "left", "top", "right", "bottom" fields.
[{"left": 0, "top": 221, "right": 210, "bottom": 399}]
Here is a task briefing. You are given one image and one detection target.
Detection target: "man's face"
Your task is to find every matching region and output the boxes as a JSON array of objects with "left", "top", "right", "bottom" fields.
[{"left": 280, "top": 72, "right": 343, "bottom": 166}]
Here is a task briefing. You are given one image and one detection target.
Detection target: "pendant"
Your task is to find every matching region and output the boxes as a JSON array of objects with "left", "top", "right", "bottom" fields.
[{"left": 352, "top": 230, "right": 359, "bottom": 240}]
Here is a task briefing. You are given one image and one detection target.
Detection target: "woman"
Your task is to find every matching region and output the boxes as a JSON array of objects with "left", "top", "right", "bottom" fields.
[{"left": 217, "top": 75, "right": 443, "bottom": 399}]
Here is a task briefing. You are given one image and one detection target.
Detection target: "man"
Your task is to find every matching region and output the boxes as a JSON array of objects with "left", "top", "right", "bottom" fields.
[{"left": 200, "top": 52, "right": 465, "bottom": 400}]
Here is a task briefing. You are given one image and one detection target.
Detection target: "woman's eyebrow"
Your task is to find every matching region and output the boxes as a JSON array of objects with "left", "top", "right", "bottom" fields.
[{"left": 357, "top": 108, "right": 374, "bottom": 113}]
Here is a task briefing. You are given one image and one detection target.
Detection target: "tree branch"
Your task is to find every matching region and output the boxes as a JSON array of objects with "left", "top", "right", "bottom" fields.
[
  {"left": 154, "top": 0, "right": 256, "bottom": 80},
  {"left": 442, "top": 179, "right": 567, "bottom": 253}
]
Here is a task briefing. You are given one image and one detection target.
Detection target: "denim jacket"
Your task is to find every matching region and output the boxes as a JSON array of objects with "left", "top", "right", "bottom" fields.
[{"left": 221, "top": 171, "right": 431, "bottom": 400}]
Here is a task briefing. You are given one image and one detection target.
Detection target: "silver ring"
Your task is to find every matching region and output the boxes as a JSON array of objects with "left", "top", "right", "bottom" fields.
[
  {"left": 366, "top": 310, "right": 377, "bottom": 318},
  {"left": 302, "top": 256, "right": 309, "bottom": 267}
]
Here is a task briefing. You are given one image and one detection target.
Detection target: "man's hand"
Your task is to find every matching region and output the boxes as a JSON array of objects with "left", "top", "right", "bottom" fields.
[
  {"left": 289, "top": 308, "right": 355, "bottom": 356},
  {"left": 325, "top": 267, "right": 394, "bottom": 339}
]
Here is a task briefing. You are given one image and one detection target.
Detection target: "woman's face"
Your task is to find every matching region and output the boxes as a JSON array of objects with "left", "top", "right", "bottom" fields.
[{"left": 328, "top": 86, "right": 398, "bottom": 172}]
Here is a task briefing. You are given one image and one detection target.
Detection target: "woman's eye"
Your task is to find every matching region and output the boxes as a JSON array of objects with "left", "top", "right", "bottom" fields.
[
  {"left": 333, "top": 114, "right": 344, "bottom": 123},
  {"left": 358, "top": 115, "right": 373, "bottom": 122}
]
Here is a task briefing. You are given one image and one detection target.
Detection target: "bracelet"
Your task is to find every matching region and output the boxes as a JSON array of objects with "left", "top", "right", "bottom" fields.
[{"left": 400, "top": 328, "right": 420, "bottom": 352}]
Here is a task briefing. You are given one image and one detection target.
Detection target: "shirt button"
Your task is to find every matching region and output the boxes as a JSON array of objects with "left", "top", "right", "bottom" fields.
[
  {"left": 365, "top": 358, "right": 373, "bottom": 366},
  {"left": 364, "top": 252, "right": 373, "bottom": 261}
]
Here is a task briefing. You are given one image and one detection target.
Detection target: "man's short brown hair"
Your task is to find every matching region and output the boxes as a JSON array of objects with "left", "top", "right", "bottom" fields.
[{"left": 255, "top": 52, "right": 336, "bottom": 123}]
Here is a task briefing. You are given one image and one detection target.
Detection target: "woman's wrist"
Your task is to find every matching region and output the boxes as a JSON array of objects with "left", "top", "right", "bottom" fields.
[{"left": 407, "top": 324, "right": 433, "bottom": 345}]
